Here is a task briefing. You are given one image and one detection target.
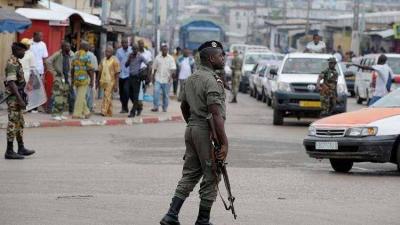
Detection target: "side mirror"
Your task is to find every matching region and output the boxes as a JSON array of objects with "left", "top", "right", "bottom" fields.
[
  {"left": 259, "top": 72, "right": 264, "bottom": 77},
  {"left": 270, "top": 68, "right": 277, "bottom": 76},
  {"left": 344, "top": 71, "right": 354, "bottom": 78}
]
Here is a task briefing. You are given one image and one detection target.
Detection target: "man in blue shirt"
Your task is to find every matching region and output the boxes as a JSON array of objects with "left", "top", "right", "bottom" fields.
[{"left": 116, "top": 38, "right": 132, "bottom": 113}]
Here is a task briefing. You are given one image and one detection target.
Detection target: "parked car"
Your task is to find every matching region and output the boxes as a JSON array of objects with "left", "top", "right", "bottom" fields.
[
  {"left": 262, "top": 62, "right": 281, "bottom": 106},
  {"left": 354, "top": 53, "right": 400, "bottom": 104},
  {"left": 239, "top": 51, "right": 284, "bottom": 93},
  {"left": 272, "top": 53, "right": 348, "bottom": 125},
  {"left": 248, "top": 61, "right": 267, "bottom": 98},
  {"left": 339, "top": 62, "right": 357, "bottom": 97},
  {"left": 304, "top": 88, "right": 400, "bottom": 173},
  {"left": 254, "top": 61, "right": 281, "bottom": 102}
]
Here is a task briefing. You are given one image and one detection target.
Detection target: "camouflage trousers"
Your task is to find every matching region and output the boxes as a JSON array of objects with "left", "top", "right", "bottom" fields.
[
  {"left": 52, "top": 78, "right": 69, "bottom": 116},
  {"left": 174, "top": 126, "right": 220, "bottom": 208},
  {"left": 320, "top": 94, "right": 336, "bottom": 116},
  {"left": 7, "top": 98, "right": 24, "bottom": 143},
  {"left": 231, "top": 71, "right": 241, "bottom": 98}
]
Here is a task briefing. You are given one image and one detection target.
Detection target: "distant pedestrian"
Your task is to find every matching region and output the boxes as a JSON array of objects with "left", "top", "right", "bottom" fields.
[
  {"left": 125, "top": 44, "right": 150, "bottom": 118},
  {"left": 71, "top": 41, "right": 94, "bottom": 119},
  {"left": 176, "top": 48, "right": 195, "bottom": 101},
  {"left": 30, "top": 32, "right": 48, "bottom": 113},
  {"left": 46, "top": 41, "right": 74, "bottom": 121},
  {"left": 151, "top": 44, "right": 176, "bottom": 112},
  {"left": 230, "top": 49, "right": 243, "bottom": 103},
  {"left": 138, "top": 39, "right": 153, "bottom": 116},
  {"left": 316, "top": 57, "right": 338, "bottom": 117},
  {"left": 353, "top": 54, "right": 394, "bottom": 105},
  {"left": 172, "top": 47, "right": 182, "bottom": 96},
  {"left": 86, "top": 44, "right": 98, "bottom": 112},
  {"left": 4, "top": 42, "right": 35, "bottom": 160},
  {"left": 99, "top": 46, "right": 120, "bottom": 117},
  {"left": 115, "top": 38, "right": 132, "bottom": 113},
  {"left": 19, "top": 38, "right": 36, "bottom": 82},
  {"left": 306, "top": 34, "right": 326, "bottom": 53}
]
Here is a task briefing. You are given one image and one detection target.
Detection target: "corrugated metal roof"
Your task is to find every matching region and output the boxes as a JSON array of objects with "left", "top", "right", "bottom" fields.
[{"left": 15, "top": 8, "right": 70, "bottom": 22}]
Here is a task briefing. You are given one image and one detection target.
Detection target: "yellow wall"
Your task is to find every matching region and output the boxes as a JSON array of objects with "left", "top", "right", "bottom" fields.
[
  {"left": 0, "top": 0, "right": 24, "bottom": 9},
  {"left": 333, "top": 32, "right": 352, "bottom": 53}
]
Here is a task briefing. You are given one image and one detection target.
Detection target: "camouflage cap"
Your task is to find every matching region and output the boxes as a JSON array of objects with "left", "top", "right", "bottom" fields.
[{"left": 327, "top": 57, "right": 337, "bottom": 63}]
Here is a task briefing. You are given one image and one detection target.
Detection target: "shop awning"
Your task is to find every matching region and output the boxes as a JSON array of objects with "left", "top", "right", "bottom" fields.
[
  {"left": 38, "top": 0, "right": 101, "bottom": 26},
  {"left": 366, "top": 29, "right": 394, "bottom": 38},
  {"left": 0, "top": 8, "right": 31, "bottom": 33},
  {"left": 16, "top": 8, "right": 70, "bottom": 25}
]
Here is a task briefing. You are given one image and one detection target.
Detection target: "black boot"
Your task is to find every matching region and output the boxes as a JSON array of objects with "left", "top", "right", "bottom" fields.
[
  {"left": 17, "top": 141, "right": 35, "bottom": 156},
  {"left": 160, "top": 196, "right": 185, "bottom": 225},
  {"left": 230, "top": 97, "right": 237, "bottom": 103},
  {"left": 4, "top": 141, "right": 24, "bottom": 160},
  {"left": 128, "top": 110, "right": 136, "bottom": 118},
  {"left": 136, "top": 109, "right": 142, "bottom": 116},
  {"left": 195, "top": 202, "right": 213, "bottom": 225}
]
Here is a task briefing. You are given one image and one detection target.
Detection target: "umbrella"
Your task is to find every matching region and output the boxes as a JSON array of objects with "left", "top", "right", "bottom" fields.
[{"left": 0, "top": 8, "right": 31, "bottom": 33}]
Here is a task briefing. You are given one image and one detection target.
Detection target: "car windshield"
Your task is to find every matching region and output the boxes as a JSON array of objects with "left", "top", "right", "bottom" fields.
[
  {"left": 282, "top": 58, "right": 339, "bottom": 74},
  {"left": 387, "top": 57, "right": 400, "bottom": 74},
  {"left": 245, "top": 53, "right": 275, "bottom": 64},
  {"left": 371, "top": 88, "right": 400, "bottom": 108}
]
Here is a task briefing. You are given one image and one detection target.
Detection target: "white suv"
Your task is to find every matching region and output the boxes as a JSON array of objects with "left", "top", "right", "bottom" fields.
[{"left": 272, "top": 53, "right": 348, "bottom": 125}]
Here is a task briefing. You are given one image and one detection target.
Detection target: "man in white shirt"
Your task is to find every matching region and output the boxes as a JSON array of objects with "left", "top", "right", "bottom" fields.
[
  {"left": 151, "top": 44, "right": 176, "bottom": 112},
  {"left": 306, "top": 34, "right": 326, "bottom": 53},
  {"left": 19, "top": 38, "right": 36, "bottom": 81},
  {"left": 176, "top": 48, "right": 194, "bottom": 101},
  {"left": 353, "top": 54, "right": 394, "bottom": 105},
  {"left": 30, "top": 32, "right": 48, "bottom": 76}
]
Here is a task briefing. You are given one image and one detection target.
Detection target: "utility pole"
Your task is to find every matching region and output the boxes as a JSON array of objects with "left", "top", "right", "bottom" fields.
[
  {"left": 305, "top": 0, "right": 312, "bottom": 35},
  {"left": 153, "top": 0, "right": 160, "bottom": 56},
  {"left": 100, "top": 0, "right": 110, "bottom": 60},
  {"left": 282, "top": 0, "right": 287, "bottom": 24},
  {"left": 351, "top": 0, "right": 360, "bottom": 56},
  {"left": 128, "top": 0, "right": 137, "bottom": 34}
]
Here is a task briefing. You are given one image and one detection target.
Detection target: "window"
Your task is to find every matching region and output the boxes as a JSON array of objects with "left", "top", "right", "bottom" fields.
[{"left": 237, "top": 23, "right": 241, "bottom": 29}]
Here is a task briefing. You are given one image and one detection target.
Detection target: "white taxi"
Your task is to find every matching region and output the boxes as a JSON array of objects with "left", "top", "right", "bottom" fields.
[{"left": 304, "top": 88, "right": 400, "bottom": 173}]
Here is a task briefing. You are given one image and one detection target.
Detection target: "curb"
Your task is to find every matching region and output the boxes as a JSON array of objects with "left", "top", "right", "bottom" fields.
[{"left": 0, "top": 115, "right": 184, "bottom": 129}]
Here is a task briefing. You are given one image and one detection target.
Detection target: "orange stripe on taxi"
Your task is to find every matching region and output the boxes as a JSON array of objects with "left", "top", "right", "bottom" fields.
[{"left": 314, "top": 108, "right": 400, "bottom": 127}]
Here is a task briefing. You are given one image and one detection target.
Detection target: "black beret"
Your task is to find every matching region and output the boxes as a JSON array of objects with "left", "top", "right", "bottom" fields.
[
  {"left": 198, "top": 40, "right": 223, "bottom": 52},
  {"left": 13, "top": 42, "right": 28, "bottom": 50}
]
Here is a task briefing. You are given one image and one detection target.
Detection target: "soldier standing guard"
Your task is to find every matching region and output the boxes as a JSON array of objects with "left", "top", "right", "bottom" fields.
[
  {"left": 4, "top": 42, "right": 35, "bottom": 160},
  {"left": 316, "top": 57, "right": 339, "bottom": 117},
  {"left": 160, "top": 40, "right": 228, "bottom": 225},
  {"left": 230, "top": 50, "right": 242, "bottom": 103}
]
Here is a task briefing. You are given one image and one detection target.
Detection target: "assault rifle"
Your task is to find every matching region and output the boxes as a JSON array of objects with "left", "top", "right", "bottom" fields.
[{"left": 206, "top": 114, "right": 237, "bottom": 220}]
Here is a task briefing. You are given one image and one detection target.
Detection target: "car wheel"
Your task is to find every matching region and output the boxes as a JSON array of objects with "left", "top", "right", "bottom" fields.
[
  {"left": 267, "top": 95, "right": 272, "bottom": 106},
  {"left": 257, "top": 90, "right": 263, "bottom": 101},
  {"left": 329, "top": 159, "right": 353, "bottom": 173},
  {"left": 273, "top": 108, "right": 284, "bottom": 125},
  {"left": 350, "top": 91, "right": 355, "bottom": 97},
  {"left": 396, "top": 144, "right": 400, "bottom": 172},
  {"left": 250, "top": 88, "right": 254, "bottom": 97},
  {"left": 262, "top": 90, "right": 267, "bottom": 103}
]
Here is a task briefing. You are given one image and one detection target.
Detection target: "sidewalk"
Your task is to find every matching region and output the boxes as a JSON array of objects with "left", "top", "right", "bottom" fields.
[{"left": 0, "top": 96, "right": 183, "bottom": 129}]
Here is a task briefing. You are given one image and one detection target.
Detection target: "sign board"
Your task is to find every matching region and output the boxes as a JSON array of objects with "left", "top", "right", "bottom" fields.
[
  {"left": 49, "top": 20, "right": 69, "bottom": 27},
  {"left": 394, "top": 23, "right": 400, "bottom": 39}
]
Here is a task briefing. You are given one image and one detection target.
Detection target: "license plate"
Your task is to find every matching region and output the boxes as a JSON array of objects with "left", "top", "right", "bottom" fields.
[
  {"left": 316, "top": 142, "right": 338, "bottom": 150},
  {"left": 299, "top": 101, "right": 321, "bottom": 108}
]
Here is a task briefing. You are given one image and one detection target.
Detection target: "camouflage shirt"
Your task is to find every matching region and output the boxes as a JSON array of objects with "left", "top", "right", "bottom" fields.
[
  {"left": 319, "top": 68, "right": 338, "bottom": 93},
  {"left": 231, "top": 56, "right": 243, "bottom": 72},
  {"left": 5, "top": 55, "right": 25, "bottom": 95},
  {"left": 181, "top": 65, "right": 226, "bottom": 127}
]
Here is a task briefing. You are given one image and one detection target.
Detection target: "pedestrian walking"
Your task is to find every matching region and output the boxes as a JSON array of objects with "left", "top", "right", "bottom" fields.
[
  {"left": 71, "top": 41, "right": 94, "bottom": 119},
  {"left": 305, "top": 34, "right": 326, "bottom": 53},
  {"left": 352, "top": 54, "right": 394, "bottom": 105},
  {"left": 230, "top": 49, "right": 243, "bottom": 103},
  {"left": 86, "top": 44, "right": 98, "bottom": 112},
  {"left": 30, "top": 31, "right": 48, "bottom": 113},
  {"left": 99, "top": 46, "right": 120, "bottom": 117},
  {"left": 160, "top": 40, "right": 228, "bottom": 225},
  {"left": 176, "top": 48, "right": 195, "bottom": 101},
  {"left": 4, "top": 42, "right": 35, "bottom": 160},
  {"left": 138, "top": 39, "right": 153, "bottom": 116},
  {"left": 125, "top": 44, "right": 149, "bottom": 118},
  {"left": 115, "top": 38, "right": 132, "bottom": 113},
  {"left": 45, "top": 41, "right": 74, "bottom": 121},
  {"left": 316, "top": 57, "right": 339, "bottom": 117},
  {"left": 151, "top": 44, "right": 176, "bottom": 112},
  {"left": 172, "top": 47, "right": 182, "bottom": 96}
]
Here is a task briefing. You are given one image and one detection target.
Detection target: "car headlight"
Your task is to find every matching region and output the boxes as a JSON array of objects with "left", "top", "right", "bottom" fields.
[
  {"left": 308, "top": 126, "right": 316, "bottom": 136},
  {"left": 337, "top": 83, "right": 347, "bottom": 95},
  {"left": 346, "top": 127, "right": 378, "bottom": 137},
  {"left": 277, "top": 82, "right": 291, "bottom": 92}
]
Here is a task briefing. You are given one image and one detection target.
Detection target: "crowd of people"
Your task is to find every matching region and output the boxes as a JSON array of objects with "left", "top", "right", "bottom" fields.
[{"left": 18, "top": 32, "right": 197, "bottom": 120}]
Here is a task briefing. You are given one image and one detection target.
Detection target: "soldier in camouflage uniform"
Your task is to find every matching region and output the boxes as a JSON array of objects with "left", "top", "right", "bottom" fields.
[
  {"left": 4, "top": 42, "right": 35, "bottom": 160},
  {"left": 230, "top": 50, "right": 243, "bottom": 103},
  {"left": 46, "top": 42, "right": 74, "bottom": 120},
  {"left": 317, "top": 57, "right": 339, "bottom": 117},
  {"left": 160, "top": 41, "right": 228, "bottom": 225}
]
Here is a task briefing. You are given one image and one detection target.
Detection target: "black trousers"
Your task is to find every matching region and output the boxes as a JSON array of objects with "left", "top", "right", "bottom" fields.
[
  {"left": 119, "top": 77, "right": 130, "bottom": 111},
  {"left": 173, "top": 78, "right": 178, "bottom": 95},
  {"left": 128, "top": 76, "right": 143, "bottom": 113}
]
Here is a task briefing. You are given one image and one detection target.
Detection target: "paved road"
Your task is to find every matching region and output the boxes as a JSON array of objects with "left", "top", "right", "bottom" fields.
[{"left": 0, "top": 94, "right": 399, "bottom": 225}]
